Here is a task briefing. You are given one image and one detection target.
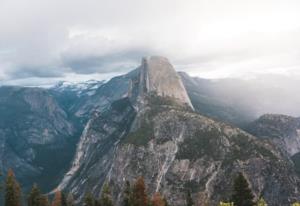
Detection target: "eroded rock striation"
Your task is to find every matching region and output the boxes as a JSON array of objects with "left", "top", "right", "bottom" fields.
[{"left": 56, "top": 56, "right": 300, "bottom": 206}]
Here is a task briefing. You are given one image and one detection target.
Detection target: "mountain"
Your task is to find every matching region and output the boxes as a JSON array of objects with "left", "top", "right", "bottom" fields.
[
  {"left": 246, "top": 114, "right": 300, "bottom": 178},
  {"left": 55, "top": 56, "right": 300, "bottom": 205},
  {"left": 247, "top": 114, "right": 300, "bottom": 157},
  {"left": 50, "top": 80, "right": 105, "bottom": 113},
  {"left": 0, "top": 86, "right": 79, "bottom": 191}
]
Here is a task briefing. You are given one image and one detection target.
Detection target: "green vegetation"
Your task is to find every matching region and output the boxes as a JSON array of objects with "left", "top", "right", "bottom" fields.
[
  {"left": 219, "top": 202, "right": 234, "bottom": 206},
  {"left": 257, "top": 198, "right": 267, "bottom": 206},
  {"left": 1, "top": 169, "right": 298, "bottom": 206},
  {"left": 123, "top": 122, "right": 154, "bottom": 146},
  {"left": 111, "top": 98, "right": 132, "bottom": 113},
  {"left": 231, "top": 173, "right": 254, "bottom": 206},
  {"left": 176, "top": 128, "right": 222, "bottom": 160},
  {"left": 186, "top": 190, "right": 194, "bottom": 206},
  {"left": 5, "top": 169, "right": 22, "bottom": 206}
]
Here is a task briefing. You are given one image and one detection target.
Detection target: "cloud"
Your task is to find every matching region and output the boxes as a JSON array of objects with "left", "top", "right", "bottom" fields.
[{"left": 0, "top": 0, "right": 300, "bottom": 85}]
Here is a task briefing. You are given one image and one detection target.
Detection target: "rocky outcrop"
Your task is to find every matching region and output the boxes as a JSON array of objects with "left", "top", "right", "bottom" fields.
[
  {"left": 0, "top": 86, "right": 78, "bottom": 191},
  {"left": 55, "top": 98, "right": 136, "bottom": 199},
  {"left": 107, "top": 107, "right": 300, "bottom": 206},
  {"left": 139, "top": 57, "right": 194, "bottom": 110},
  {"left": 247, "top": 114, "right": 300, "bottom": 156},
  {"left": 55, "top": 57, "right": 300, "bottom": 206}
]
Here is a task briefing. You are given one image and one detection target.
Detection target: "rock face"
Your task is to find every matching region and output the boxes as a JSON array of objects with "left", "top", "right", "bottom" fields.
[
  {"left": 56, "top": 98, "right": 136, "bottom": 198},
  {"left": 139, "top": 57, "right": 194, "bottom": 110},
  {"left": 0, "top": 86, "right": 78, "bottom": 191},
  {"left": 247, "top": 114, "right": 300, "bottom": 156},
  {"left": 56, "top": 56, "right": 300, "bottom": 206}
]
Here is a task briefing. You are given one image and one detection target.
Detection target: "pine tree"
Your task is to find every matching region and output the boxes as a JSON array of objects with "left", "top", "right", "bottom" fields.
[
  {"left": 5, "top": 169, "right": 22, "bottom": 206},
  {"left": 231, "top": 173, "right": 255, "bottom": 206},
  {"left": 84, "top": 193, "right": 95, "bottom": 206},
  {"left": 186, "top": 190, "right": 194, "bottom": 206},
  {"left": 100, "top": 183, "right": 113, "bottom": 206},
  {"left": 132, "top": 177, "right": 148, "bottom": 206},
  {"left": 28, "top": 184, "right": 42, "bottom": 206},
  {"left": 51, "top": 191, "right": 62, "bottom": 206},
  {"left": 151, "top": 193, "right": 165, "bottom": 206},
  {"left": 123, "top": 181, "right": 132, "bottom": 206}
]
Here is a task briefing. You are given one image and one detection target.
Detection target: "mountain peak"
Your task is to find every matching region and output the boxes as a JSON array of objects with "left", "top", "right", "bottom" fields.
[{"left": 139, "top": 56, "right": 194, "bottom": 109}]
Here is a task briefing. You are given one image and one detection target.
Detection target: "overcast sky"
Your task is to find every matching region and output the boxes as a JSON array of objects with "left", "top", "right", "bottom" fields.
[{"left": 1, "top": 0, "right": 300, "bottom": 86}]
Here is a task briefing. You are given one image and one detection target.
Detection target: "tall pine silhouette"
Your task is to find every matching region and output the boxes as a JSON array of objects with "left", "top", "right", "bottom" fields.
[
  {"left": 28, "top": 184, "right": 45, "bottom": 206},
  {"left": 231, "top": 173, "right": 254, "bottom": 206},
  {"left": 5, "top": 169, "right": 22, "bottom": 206}
]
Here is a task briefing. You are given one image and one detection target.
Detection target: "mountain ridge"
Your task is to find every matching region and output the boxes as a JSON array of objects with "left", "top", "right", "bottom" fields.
[{"left": 51, "top": 56, "right": 300, "bottom": 206}]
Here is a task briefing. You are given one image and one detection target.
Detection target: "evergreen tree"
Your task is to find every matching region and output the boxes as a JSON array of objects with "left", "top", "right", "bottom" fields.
[
  {"left": 5, "top": 169, "right": 22, "bottom": 206},
  {"left": 28, "top": 184, "right": 42, "bottom": 206},
  {"left": 151, "top": 193, "right": 165, "bottom": 206},
  {"left": 123, "top": 181, "right": 132, "bottom": 206},
  {"left": 51, "top": 191, "right": 62, "bottom": 206},
  {"left": 132, "top": 177, "right": 148, "bottom": 206},
  {"left": 186, "top": 190, "right": 194, "bottom": 206},
  {"left": 100, "top": 183, "right": 113, "bottom": 206},
  {"left": 84, "top": 193, "right": 95, "bottom": 206},
  {"left": 231, "top": 173, "right": 255, "bottom": 206}
]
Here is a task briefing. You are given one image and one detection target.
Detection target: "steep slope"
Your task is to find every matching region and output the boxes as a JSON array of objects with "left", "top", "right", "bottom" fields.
[
  {"left": 0, "top": 86, "right": 78, "bottom": 191},
  {"left": 56, "top": 57, "right": 300, "bottom": 206},
  {"left": 56, "top": 97, "right": 136, "bottom": 198},
  {"left": 139, "top": 57, "right": 193, "bottom": 109},
  {"left": 247, "top": 114, "right": 300, "bottom": 156},
  {"left": 50, "top": 80, "right": 104, "bottom": 112},
  {"left": 108, "top": 104, "right": 300, "bottom": 206},
  {"left": 69, "top": 69, "right": 139, "bottom": 121},
  {"left": 246, "top": 114, "right": 300, "bottom": 177}
]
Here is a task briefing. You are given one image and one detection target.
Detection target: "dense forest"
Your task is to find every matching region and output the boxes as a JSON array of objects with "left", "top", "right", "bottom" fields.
[{"left": 0, "top": 170, "right": 299, "bottom": 206}]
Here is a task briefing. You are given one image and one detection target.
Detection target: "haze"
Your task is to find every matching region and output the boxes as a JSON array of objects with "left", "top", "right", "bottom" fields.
[{"left": 0, "top": 0, "right": 300, "bottom": 116}]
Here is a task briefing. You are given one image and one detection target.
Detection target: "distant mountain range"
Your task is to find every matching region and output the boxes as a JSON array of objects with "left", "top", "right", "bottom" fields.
[{"left": 1, "top": 56, "right": 300, "bottom": 205}]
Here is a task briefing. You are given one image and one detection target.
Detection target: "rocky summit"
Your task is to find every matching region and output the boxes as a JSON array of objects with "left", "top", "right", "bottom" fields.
[
  {"left": 51, "top": 56, "right": 300, "bottom": 206},
  {"left": 138, "top": 56, "right": 194, "bottom": 110}
]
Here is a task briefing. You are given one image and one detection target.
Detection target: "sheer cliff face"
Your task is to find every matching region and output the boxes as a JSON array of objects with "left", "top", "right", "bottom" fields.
[
  {"left": 139, "top": 56, "right": 194, "bottom": 110},
  {"left": 56, "top": 57, "right": 300, "bottom": 206}
]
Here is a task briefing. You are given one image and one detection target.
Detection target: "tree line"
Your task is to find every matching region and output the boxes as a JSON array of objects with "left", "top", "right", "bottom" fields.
[{"left": 1, "top": 169, "right": 300, "bottom": 206}]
